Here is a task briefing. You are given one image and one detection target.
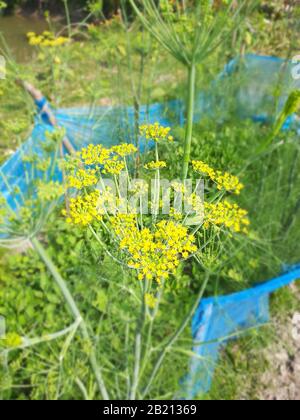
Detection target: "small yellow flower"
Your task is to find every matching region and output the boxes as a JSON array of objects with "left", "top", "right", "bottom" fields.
[
  {"left": 68, "top": 168, "right": 98, "bottom": 190},
  {"left": 204, "top": 200, "right": 250, "bottom": 234},
  {"left": 114, "top": 218, "right": 197, "bottom": 282},
  {"left": 145, "top": 293, "right": 157, "bottom": 309},
  {"left": 192, "top": 160, "right": 216, "bottom": 179},
  {"left": 214, "top": 171, "right": 244, "bottom": 195},
  {"left": 111, "top": 143, "right": 137, "bottom": 157},
  {"left": 103, "top": 159, "right": 125, "bottom": 175},
  {"left": 171, "top": 181, "right": 185, "bottom": 194},
  {"left": 192, "top": 160, "right": 244, "bottom": 194},
  {"left": 65, "top": 192, "right": 103, "bottom": 226},
  {"left": 53, "top": 56, "right": 61, "bottom": 65},
  {"left": 29, "top": 35, "right": 43, "bottom": 46},
  {"left": 28, "top": 31, "right": 70, "bottom": 48},
  {"left": 170, "top": 207, "right": 183, "bottom": 221},
  {"left": 80, "top": 144, "right": 110, "bottom": 166},
  {"left": 37, "top": 181, "right": 64, "bottom": 202},
  {"left": 139, "top": 123, "right": 173, "bottom": 142},
  {"left": 144, "top": 161, "right": 167, "bottom": 170}
]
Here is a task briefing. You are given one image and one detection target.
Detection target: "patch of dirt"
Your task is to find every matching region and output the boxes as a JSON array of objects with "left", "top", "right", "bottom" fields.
[{"left": 258, "top": 304, "right": 300, "bottom": 400}]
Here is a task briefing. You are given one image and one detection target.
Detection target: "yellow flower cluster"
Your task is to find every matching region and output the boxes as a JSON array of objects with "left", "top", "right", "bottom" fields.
[
  {"left": 27, "top": 31, "right": 70, "bottom": 47},
  {"left": 79, "top": 144, "right": 111, "bottom": 166},
  {"left": 204, "top": 201, "right": 250, "bottom": 233},
  {"left": 192, "top": 160, "right": 244, "bottom": 195},
  {"left": 192, "top": 160, "right": 216, "bottom": 180},
  {"left": 111, "top": 144, "right": 137, "bottom": 157},
  {"left": 214, "top": 172, "right": 244, "bottom": 195},
  {"left": 68, "top": 168, "right": 98, "bottom": 190},
  {"left": 145, "top": 293, "right": 157, "bottom": 309},
  {"left": 187, "top": 193, "right": 204, "bottom": 216},
  {"left": 36, "top": 158, "right": 51, "bottom": 172},
  {"left": 130, "top": 180, "right": 149, "bottom": 195},
  {"left": 111, "top": 214, "right": 136, "bottom": 236},
  {"left": 77, "top": 143, "right": 135, "bottom": 175},
  {"left": 63, "top": 187, "right": 116, "bottom": 226},
  {"left": 64, "top": 192, "right": 103, "bottom": 226},
  {"left": 103, "top": 158, "right": 125, "bottom": 175},
  {"left": 171, "top": 181, "right": 185, "bottom": 194},
  {"left": 37, "top": 181, "right": 64, "bottom": 202},
  {"left": 139, "top": 123, "right": 174, "bottom": 142},
  {"left": 144, "top": 161, "right": 167, "bottom": 170},
  {"left": 170, "top": 207, "right": 183, "bottom": 221},
  {"left": 111, "top": 217, "right": 197, "bottom": 282}
]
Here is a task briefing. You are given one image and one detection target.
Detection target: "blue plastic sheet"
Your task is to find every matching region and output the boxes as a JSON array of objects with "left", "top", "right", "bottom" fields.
[
  {"left": 184, "top": 265, "right": 300, "bottom": 398},
  {"left": 1, "top": 54, "right": 300, "bottom": 396}
]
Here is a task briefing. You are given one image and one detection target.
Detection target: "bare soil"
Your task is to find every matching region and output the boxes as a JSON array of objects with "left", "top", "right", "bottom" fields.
[{"left": 258, "top": 286, "right": 300, "bottom": 400}]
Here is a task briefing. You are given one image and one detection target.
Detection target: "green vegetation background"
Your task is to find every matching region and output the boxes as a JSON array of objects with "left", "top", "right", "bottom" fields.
[{"left": 0, "top": 0, "right": 300, "bottom": 400}]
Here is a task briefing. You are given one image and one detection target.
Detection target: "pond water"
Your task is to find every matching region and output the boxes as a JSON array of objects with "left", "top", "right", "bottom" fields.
[{"left": 0, "top": 15, "right": 48, "bottom": 62}]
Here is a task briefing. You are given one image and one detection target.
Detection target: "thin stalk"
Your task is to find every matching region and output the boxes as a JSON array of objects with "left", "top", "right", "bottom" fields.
[
  {"left": 182, "top": 63, "right": 196, "bottom": 180},
  {"left": 31, "top": 237, "right": 109, "bottom": 400},
  {"left": 89, "top": 225, "right": 124, "bottom": 265},
  {"left": 2, "top": 318, "right": 81, "bottom": 355},
  {"left": 139, "top": 282, "right": 165, "bottom": 379},
  {"left": 153, "top": 143, "right": 160, "bottom": 223},
  {"left": 130, "top": 281, "right": 147, "bottom": 400},
  {"left": 125, "top": 322, "right": 131, "bottom": 399},
  {"left": 63, "top": 0, "right": 72, "bottom": 39},
  {"left": 142, "top": 272, "right": 210, "bottom": 398}
]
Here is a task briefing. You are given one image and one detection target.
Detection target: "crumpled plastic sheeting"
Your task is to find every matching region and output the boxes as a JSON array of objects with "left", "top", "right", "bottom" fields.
[{"left": 184, "top": 265, "right": 300, "bottom": 398}]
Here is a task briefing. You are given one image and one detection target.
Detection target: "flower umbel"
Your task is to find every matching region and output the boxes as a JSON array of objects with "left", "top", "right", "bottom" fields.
[
  {"left": 80, "top": 144, "right": 111, "bottom": 166},
  {"left": 64, "top": 192, "right": 103, "bottom": 226},
  {"left": 37, "top": 181, "right": 64, "bottom": 202},
  {"left": 113, "top": 218, "right": 197, "bottom": 282},
  {"left": 204, "top": 201, "right": 250, "bottom": 234},
  {"left": 139, "top": 123, "right": 174, "bottom": 142},
  {"left": 27, "top": 31, "right": 70, "bottom": 47},
  {"left": 111, "top": 144, "right": 137, "bottom": 157},
  {"left": 144, "top": 161, "right": 167, "bottom": 170},
  {"left": 68, "top": 168, "right": 98, "bottom": 190},
  {"left": 145, "top": 293, "right": 157, "bottom": 309},
  {"left": 192, "top": 160, "right": 244, "bottom": 195}
]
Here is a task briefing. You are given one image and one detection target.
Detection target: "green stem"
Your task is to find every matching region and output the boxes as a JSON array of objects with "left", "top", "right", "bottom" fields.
[
  {"left": 2, "top": 318, "right": 81, "bottom": 355},
  {"left": 31, "top": 237, "right": 109, "bottom": 400},
  {"left": 130, "top": 282, "right": 147, "bottom": 400},
  {"left": 182, "top": 63, "right": 196, "bottom": 180},
  {"left": 153, "top": 143, "right": 160, "bottom": 223},
  {"left": 63, "top": 0, "right": 72, "bottom": 38},
  {"left": 142, "top": 272, "right": 210, "bottom": 399},
  {"left": 139, "top": 282, "right": 164, "bottom": 379}
]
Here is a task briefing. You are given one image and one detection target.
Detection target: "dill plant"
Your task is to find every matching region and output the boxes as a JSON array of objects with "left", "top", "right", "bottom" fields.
[
  {"left": 60, "top": 122, "right": 250, "bottom": 399},
  {"left": 128, "top": 0, "right": 255, "bottom": 179}
]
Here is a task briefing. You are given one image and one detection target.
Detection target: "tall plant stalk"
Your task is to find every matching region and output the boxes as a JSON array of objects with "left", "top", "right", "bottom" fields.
[
  {"left": 130, "top": 281, "right": 147, "bottom": 400},
  {"left": 141, "top": 272, "right": 210, "bottom": 398},
  {"left": 182, "top": 62, "right": 196, "bottom": 179},
  {"left": 129, "top": 0, "right": 252, "bottom": 179},
  {"left": 31, "top": 237, "right": 110, "bottom": 400}
]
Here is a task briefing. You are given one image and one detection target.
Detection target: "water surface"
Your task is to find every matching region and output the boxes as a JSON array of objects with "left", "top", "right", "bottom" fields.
[{"left": 0, "top": 15, "right": 48, "bottom": 62}]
